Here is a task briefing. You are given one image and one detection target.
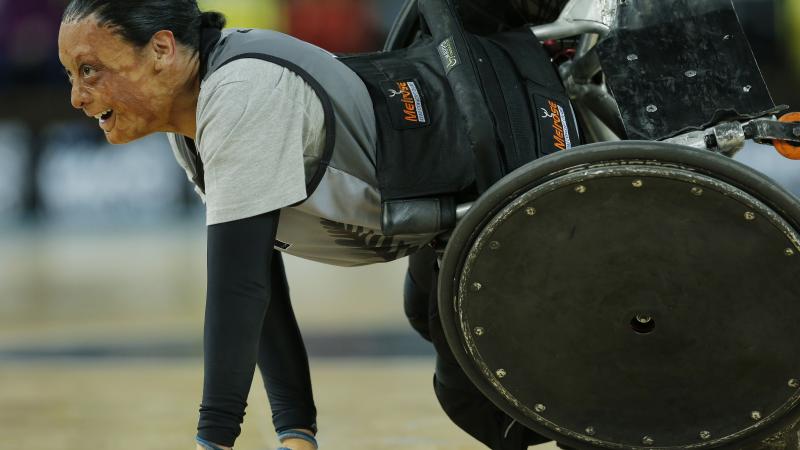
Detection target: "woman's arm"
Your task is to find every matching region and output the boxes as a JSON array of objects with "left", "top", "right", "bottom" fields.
[
  {"left": 198, "top": 210, "right": 280, "bottom": 447},
  {"left": 192, "top": 58, "right": 323, "bottom": 449}
]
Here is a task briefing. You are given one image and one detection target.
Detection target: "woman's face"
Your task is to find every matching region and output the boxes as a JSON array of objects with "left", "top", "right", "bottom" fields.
[{"left": 58, "top": 16, "right": 174, "bottom": 144}]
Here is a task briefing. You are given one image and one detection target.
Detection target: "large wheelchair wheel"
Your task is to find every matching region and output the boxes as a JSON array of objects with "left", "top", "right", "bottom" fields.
[{"left": 437, "top": 141, "right": 800, "bottom": 449}]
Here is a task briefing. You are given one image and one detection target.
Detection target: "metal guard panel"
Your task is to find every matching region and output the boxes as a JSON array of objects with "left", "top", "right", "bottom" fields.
[{"left": 596, "top": 0, "right": 775, "bottom": 140}]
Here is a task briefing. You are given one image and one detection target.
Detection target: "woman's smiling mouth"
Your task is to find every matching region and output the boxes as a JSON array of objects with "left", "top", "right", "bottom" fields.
[{"left": 94, "top": 109, "right": 115, "bottom": 132}]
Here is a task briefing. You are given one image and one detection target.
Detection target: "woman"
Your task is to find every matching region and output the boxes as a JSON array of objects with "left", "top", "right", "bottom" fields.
[
  {"left": 58, "top": 1, "right": 334, "bottom": 448},
  {"left": 57, "top": 0, "right": 564, "bottom": 449}
]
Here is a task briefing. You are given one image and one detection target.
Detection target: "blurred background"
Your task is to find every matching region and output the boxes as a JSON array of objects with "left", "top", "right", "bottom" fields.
[{"left": 1, "top": 0, "right": 799, "bottom": 449}]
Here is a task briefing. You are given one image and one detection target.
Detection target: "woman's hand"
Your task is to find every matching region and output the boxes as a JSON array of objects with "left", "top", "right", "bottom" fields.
[
  {"left": 278, "top": 428, "right": 318, "bottom": 450},
  {"left": 195, "top": 444, "right": 231, "bottom": 450},
  {"left": 195, "top": 437, "right": 232, "bottom": 450},
  {"left": 280, "top": 436, "right": 317, "bottom": 450}
]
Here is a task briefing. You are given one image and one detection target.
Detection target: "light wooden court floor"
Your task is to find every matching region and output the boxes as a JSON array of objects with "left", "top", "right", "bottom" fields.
[{"left": 0, "top": 358, "right": 560, "bottom": 450}]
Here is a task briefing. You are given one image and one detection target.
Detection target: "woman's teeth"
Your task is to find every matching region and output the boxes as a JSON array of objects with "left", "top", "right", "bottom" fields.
[{"left": 95, "top": 109, "right": 113, "bottom": 124}]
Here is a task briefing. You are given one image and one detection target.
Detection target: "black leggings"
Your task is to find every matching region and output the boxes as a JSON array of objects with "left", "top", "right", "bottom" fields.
[{"left": 405, "top": 246, "right": 558, "bottom": 450}]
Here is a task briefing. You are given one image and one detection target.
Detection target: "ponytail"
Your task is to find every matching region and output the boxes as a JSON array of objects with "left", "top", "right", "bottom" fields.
[{"left": 200, "top": 11, "right": 226, "bottom": 30}]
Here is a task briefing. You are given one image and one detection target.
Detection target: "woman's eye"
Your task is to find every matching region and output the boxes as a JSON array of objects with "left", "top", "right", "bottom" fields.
[{"left": 81, "top": 65, "right": 96, "bottom": 78}]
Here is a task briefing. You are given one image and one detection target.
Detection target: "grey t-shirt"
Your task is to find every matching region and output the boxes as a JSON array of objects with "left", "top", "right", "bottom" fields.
[
  {"left": 168, "top": 51, "right": 435, "bottom": 266},
  {"left": 169, "top": 58, "right": 324, "bottom": 225}
]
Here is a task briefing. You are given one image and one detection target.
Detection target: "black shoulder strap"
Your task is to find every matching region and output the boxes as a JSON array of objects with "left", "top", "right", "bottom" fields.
[
  {"left": 214, "top": 53, "right": 336, "bottom": 199},
  {"left": 199, "top": 28, "right": 222, "bottom": 80},
  {"left": 185, "top": 137, "right": 205, "bottom": 193},
  {"left": 185, "top": 28, "right": 222, "bottom": 194},
  {"left": 187, "top": 30, "right": 334, "bottom": 199}
]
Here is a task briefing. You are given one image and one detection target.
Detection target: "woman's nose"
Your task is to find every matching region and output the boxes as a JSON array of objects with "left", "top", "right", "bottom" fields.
[{"left": 70, "top": 82, "right": 88, "bottom": 109}]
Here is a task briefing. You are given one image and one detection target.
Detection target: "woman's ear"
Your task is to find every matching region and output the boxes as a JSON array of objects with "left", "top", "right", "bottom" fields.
[{"left": 150, "top": 30, "right": 177, "bottom": 71}]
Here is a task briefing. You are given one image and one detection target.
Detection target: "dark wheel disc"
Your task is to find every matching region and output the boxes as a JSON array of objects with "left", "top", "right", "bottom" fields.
[{"left": 438, "top": 141, "right": 800, "bottom": 449}]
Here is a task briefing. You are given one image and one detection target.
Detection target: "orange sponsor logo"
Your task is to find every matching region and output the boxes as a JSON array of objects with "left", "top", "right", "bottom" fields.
[
  {"left": 548, "top": 99, "right": 566, "bottom": 151},
  {"left": 396, "top": 81, "right": 419, "bottom": 123}
]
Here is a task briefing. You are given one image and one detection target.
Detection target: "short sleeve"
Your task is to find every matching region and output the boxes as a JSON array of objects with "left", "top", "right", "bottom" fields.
[{"left": 196, "top": 59, "right": 323, "bottom": 225}]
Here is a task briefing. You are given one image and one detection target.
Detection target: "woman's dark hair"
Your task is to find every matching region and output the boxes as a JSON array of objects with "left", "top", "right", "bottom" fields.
[{"left": 62, "top": 0, "right": 226, "bottom": 51}]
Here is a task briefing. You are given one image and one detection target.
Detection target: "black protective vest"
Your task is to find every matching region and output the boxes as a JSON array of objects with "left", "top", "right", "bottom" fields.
[{"left": 171, "top": 23, "right": 578, "bottom": 266}]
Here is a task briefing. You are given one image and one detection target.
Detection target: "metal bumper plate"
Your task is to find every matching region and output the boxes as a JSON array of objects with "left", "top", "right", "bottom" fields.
[{"left": 596, "top": 0, "right": 777, "bottom": 140}]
